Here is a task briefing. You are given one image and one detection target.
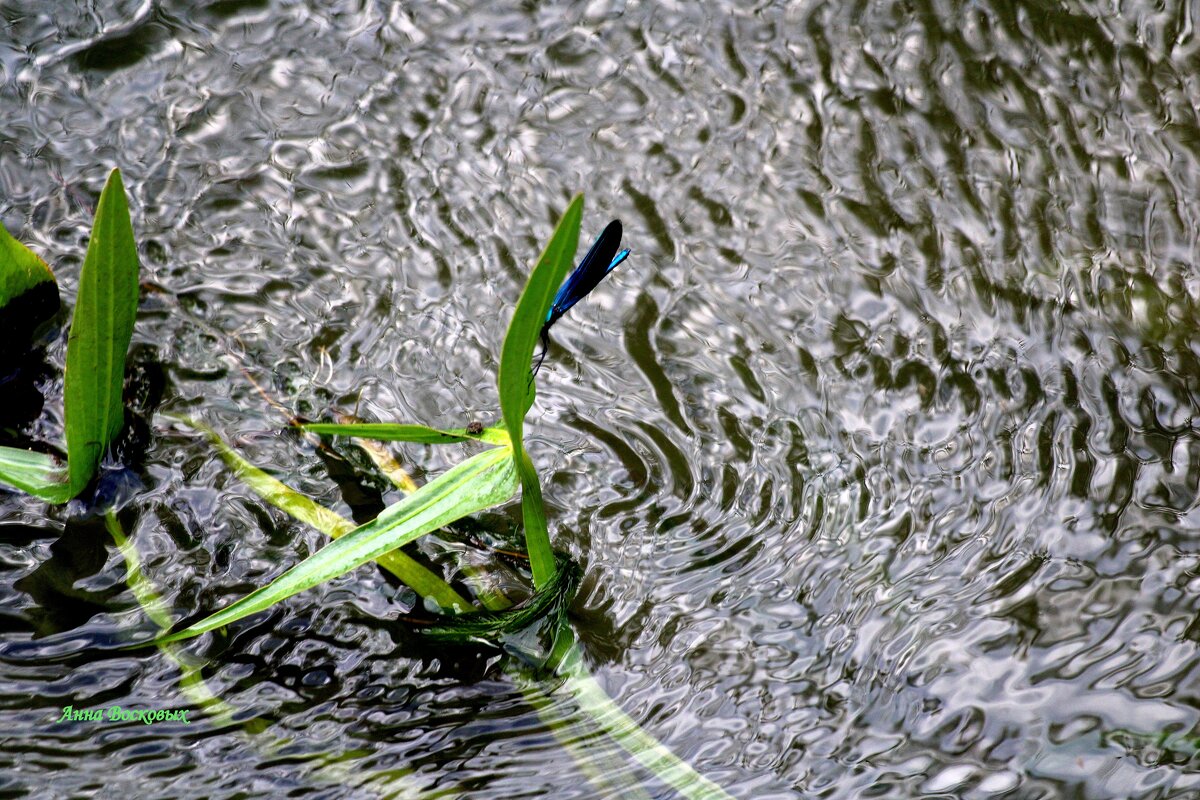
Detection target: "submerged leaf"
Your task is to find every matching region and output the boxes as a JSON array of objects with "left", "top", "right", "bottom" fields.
[
  {"left": 64, "top": 168, "right": 140, "bottom": 496},
  {"left": 419, "top": 555, "right": 581, "bottom": 645},
  {"left": 348, "top": 436, "right": 419, "bottom": 494},
  {"left": 182, "top": 417, "right": 470, "bottom": 611}
]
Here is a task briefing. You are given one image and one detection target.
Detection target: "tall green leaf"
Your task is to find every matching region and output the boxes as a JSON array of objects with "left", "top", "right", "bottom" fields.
[
  {"left": 497, "top": 194, "right": 583, "bottom": 444},
  {"left": 64, "top": 168, "right": 140, "bottom": 495},
  {"left": 158, "top": 444, "right": 517, "bottom": 643},
  {"left": 497, "top": 195, "right": 583, "bottom": 587}
]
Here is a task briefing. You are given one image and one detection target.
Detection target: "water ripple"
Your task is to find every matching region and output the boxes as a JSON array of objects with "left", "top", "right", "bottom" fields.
[{"left": 5, "top": 0, "right": 1200, "bottom": 797}]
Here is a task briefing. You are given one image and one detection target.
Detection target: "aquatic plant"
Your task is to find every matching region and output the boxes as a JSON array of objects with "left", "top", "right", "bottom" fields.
[
  {"left": 150, "top": 195, "right": 733, "bottom": 798},
  {"left": 156, "top": 194, "right": 593, "bottom": 641},
  {"left": 0, "top": 169, "right": 139, "bottom": 503}
]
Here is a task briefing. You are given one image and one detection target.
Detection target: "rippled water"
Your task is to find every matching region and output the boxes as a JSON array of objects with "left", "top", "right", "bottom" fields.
[{"left": 4, "top": 1, "right": 1200, "bottom": 797}]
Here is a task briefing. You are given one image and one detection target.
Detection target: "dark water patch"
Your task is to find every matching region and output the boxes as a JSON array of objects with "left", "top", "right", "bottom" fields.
[{"left": 68, "top": 21, "right": 173, "bottom": 74}]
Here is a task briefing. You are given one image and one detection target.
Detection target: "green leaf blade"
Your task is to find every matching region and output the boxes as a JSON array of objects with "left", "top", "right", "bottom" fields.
[
  {"left": 193, "top": 421, "right": 472, "bottom": 612},
  {"left": 0, "top": 222, "right": 56, "bottom": 304},
  {"left": 496, "top": 195, "right": 583, "bottom": 587},
  {"left": 64, "top": 168, "right": 139, "bottom": 496},
  {"left": 0, "top": 446, "right": 72, "bottom": 503},
  {"left": 516, "top": 447, "right": 556, "bottom": 585},
  {"left": 301, "top": 422, "right": 509, "bottom": 447},
  {"left": 0, "top": 224, "right": 59, "bottom": 344},
  {"left": 159, "top": 445, "right": 518, "bottom": 644},
  {"left": 497, "top": 194, "right": 583, "bottom": 446}
]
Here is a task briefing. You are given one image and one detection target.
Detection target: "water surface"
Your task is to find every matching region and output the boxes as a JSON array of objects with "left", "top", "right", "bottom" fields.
[{"left": 3, "top": 1, "right": 1200, "bottom": 797}]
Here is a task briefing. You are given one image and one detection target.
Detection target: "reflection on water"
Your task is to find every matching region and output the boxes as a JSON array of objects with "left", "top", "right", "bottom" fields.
[{"left": 3, "top": 0, "right": 1200, "bottom": 797}]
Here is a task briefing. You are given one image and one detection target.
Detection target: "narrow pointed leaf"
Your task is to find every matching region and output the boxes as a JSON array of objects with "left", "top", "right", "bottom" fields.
[
  {"left": 497, "top": 195, "right": 583, "bottom": 587},
  {"left": 497, "top": 194, "right": 582, "bottom": 444},
  {"left": 158, "top": 444, "right": 517, "bottom": 643},
  {"left": 64, "top": 168, "right": 139, "bottom": 495},
  {"left": 0, "top": 446, "right": 72, "bottom": 503},
  {"left": 301, "top": 422, "right": 509, "bottom": 447}
]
